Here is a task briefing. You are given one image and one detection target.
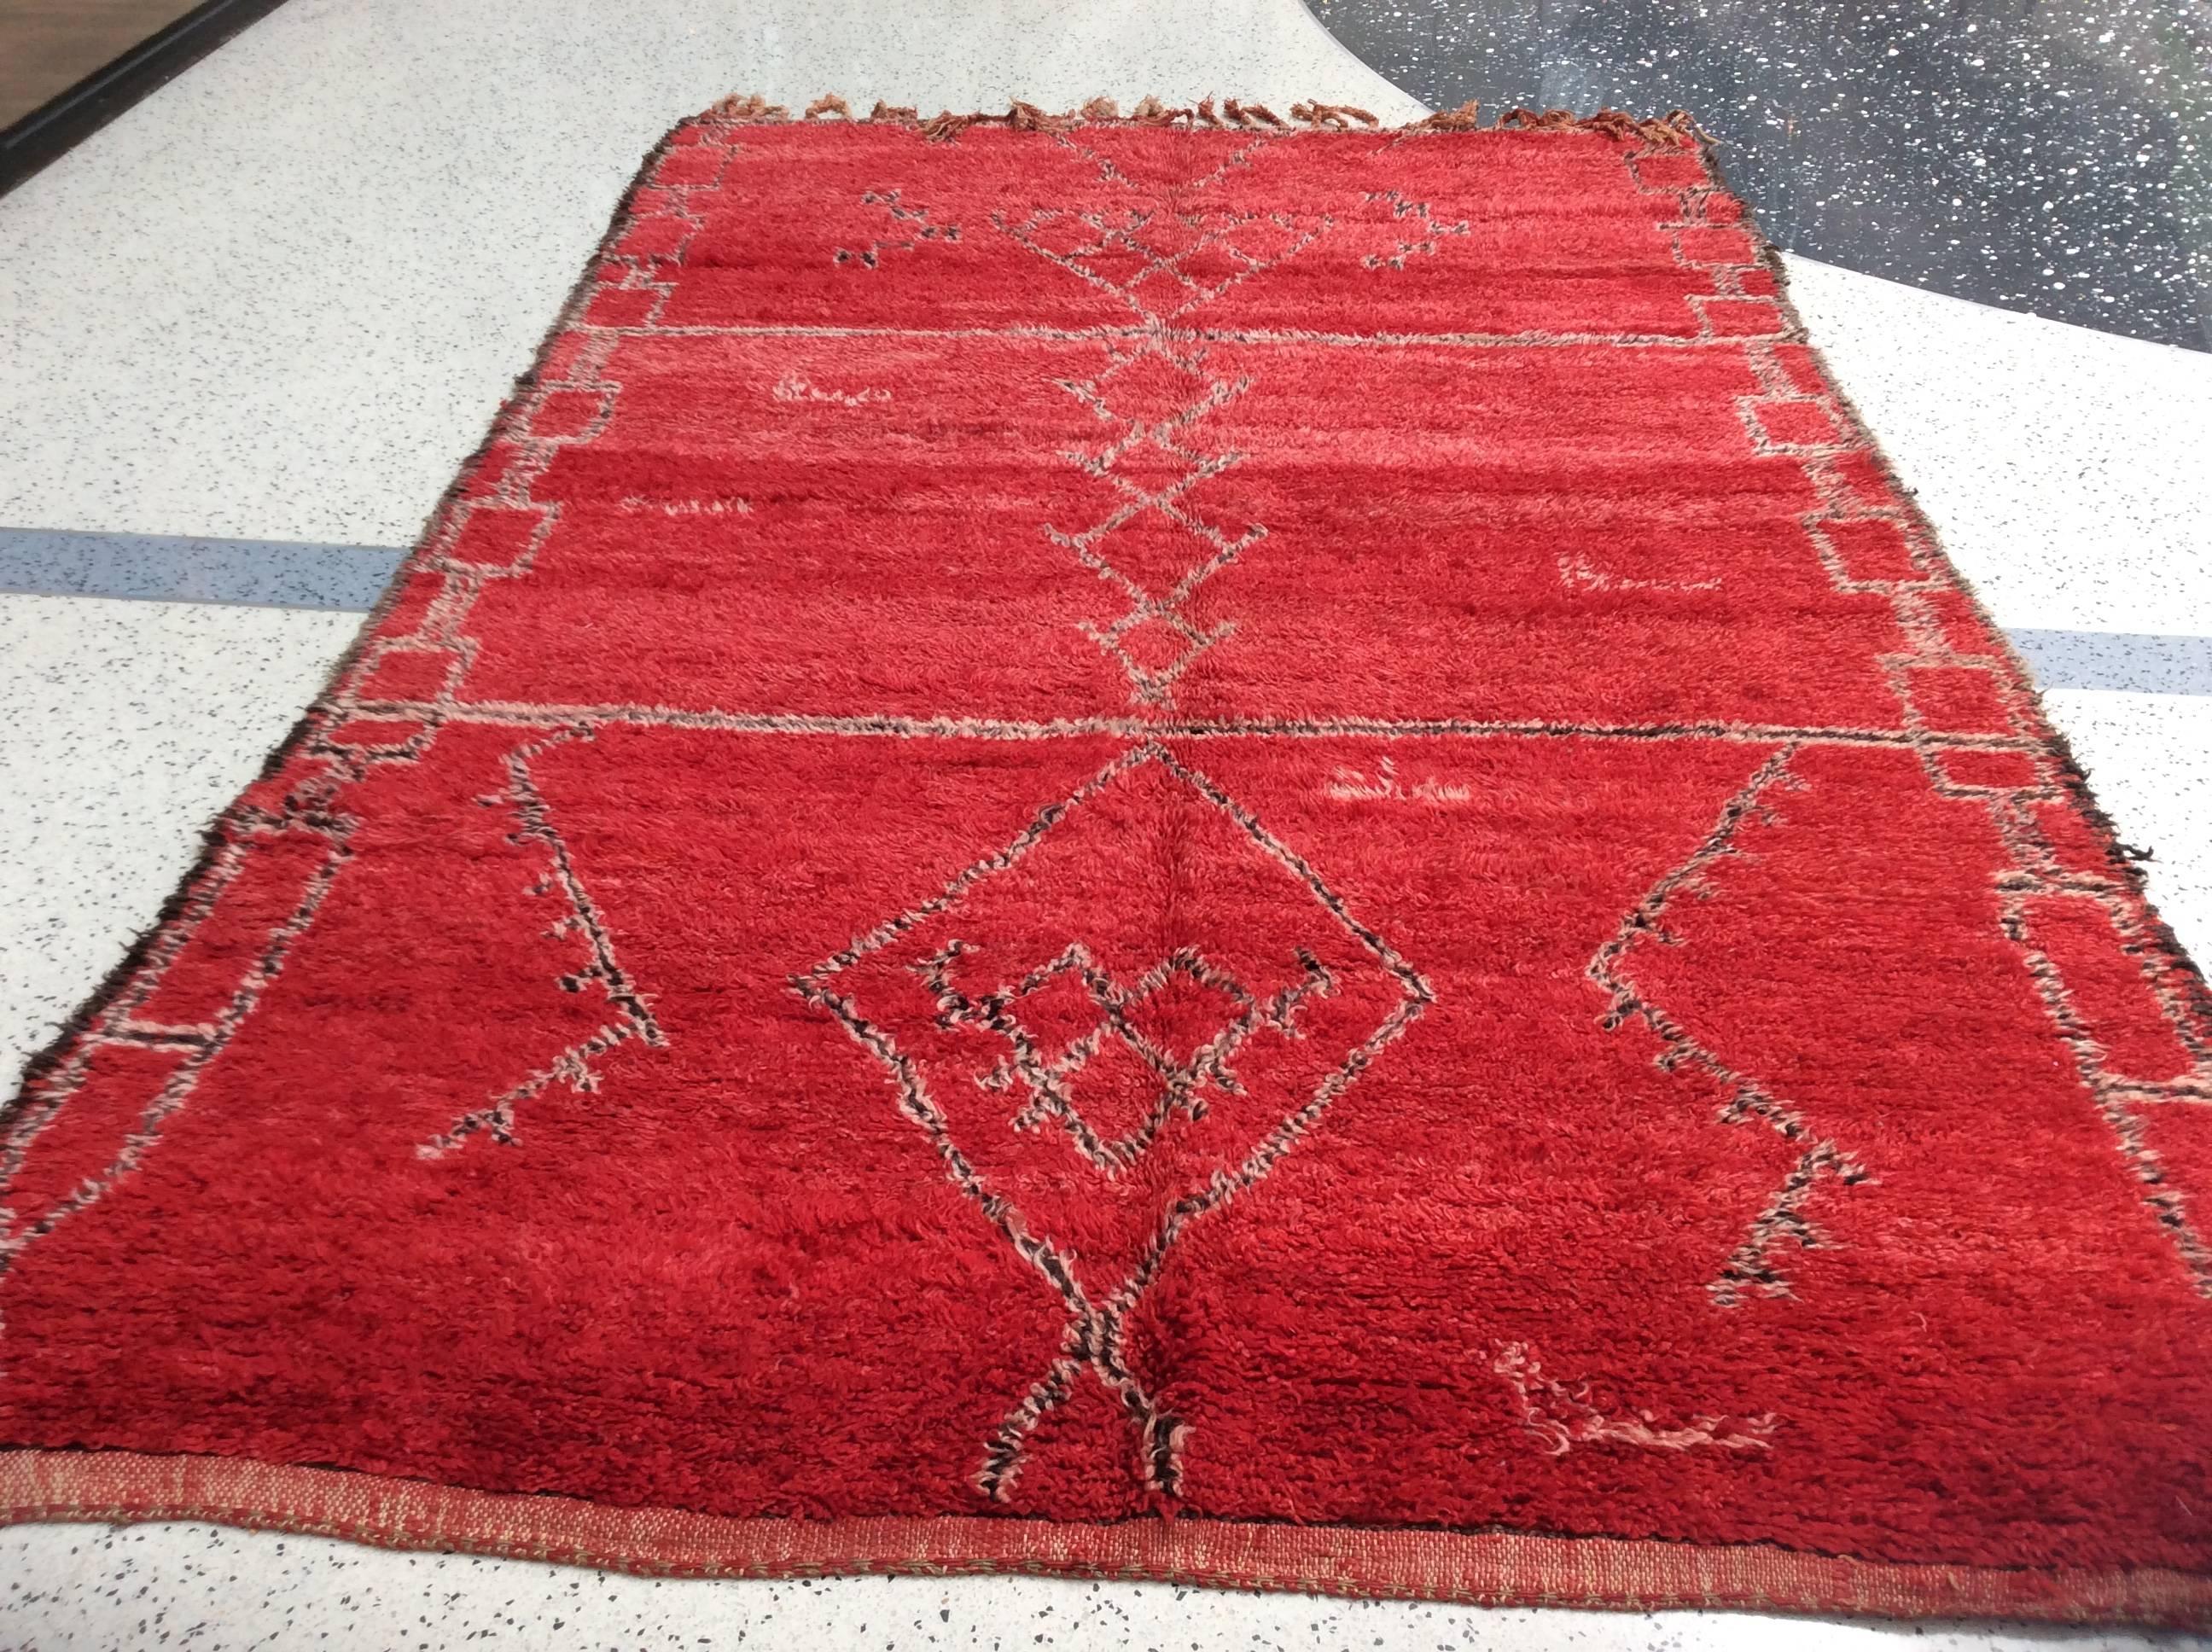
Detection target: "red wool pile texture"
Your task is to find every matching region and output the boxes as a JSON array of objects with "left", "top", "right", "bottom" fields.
[{"left": 5, "top": 103, "right": 2212, "bottom": 1628}]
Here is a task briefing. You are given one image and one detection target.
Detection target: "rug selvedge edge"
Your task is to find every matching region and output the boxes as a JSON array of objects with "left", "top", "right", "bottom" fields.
[
  {"left": 0, "top": 121, "right": 701, "bottom": 1126},
  {"left": 1712, "top": 130, "right": 2212, "bottom": 1030},
  {"left": 1700, "top": 131, "right": 2212, "bottom": 1284}
]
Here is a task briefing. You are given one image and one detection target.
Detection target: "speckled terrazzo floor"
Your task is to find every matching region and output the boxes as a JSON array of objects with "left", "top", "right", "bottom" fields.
[{"left": 1, "top": 1, "right": 2209, "bottom": 1648}]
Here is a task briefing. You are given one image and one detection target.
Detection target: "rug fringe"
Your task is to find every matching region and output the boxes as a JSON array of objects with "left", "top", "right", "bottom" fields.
[{"left": 707, "top": 94, "right": 1705, "bottom": 147}]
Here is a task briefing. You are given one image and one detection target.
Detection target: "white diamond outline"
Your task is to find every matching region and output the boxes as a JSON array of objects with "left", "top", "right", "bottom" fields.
[{"left": 789, "top": 740, "right": 1432, "bottom": 1503}]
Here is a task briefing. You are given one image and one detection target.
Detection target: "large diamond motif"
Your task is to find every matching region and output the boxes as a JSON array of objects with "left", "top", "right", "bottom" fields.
[{"left": 791, "top": 743, "right": 1429, "bottom": 1504}]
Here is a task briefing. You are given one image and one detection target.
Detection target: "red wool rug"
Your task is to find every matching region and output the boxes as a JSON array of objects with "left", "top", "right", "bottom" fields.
[{"left": 6, "top": 96, "right": 2212, "bottom": 1628}]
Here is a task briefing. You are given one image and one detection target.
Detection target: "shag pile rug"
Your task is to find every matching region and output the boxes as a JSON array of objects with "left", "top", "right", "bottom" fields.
[{"left": 5, "top": 96, "right": 2211, "bottom": 1628}]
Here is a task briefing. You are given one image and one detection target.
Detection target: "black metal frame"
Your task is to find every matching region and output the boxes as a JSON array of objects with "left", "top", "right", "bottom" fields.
[{"left": 0, "top": 0, "right": 293, "bottom": 197}]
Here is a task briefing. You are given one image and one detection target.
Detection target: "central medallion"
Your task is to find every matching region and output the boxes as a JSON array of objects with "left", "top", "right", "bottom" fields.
[{"left": 793, "top": 742, "right": 1429, "bottom": 1504}]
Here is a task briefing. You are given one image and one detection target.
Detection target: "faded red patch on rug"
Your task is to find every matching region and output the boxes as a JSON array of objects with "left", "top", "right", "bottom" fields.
[{"left": 6, "top": 105, "right": 2212, "bottom": 1627}]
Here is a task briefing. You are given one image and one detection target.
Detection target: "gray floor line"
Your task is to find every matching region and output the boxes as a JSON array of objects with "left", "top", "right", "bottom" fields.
[
  {"left": 2004, "top": 628, "right": 2212, "bottom": 696},
  {"left": 3, "top": 526, "right": 2208, "bottom": 697},
  {"left": 0, "top": 526, "right": 405, "bottom": 611}
]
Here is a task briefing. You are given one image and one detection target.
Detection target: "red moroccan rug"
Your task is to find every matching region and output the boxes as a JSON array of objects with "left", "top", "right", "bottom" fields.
[{"left": 5, "top": 96, "right": 2211, "bottom": 1628}]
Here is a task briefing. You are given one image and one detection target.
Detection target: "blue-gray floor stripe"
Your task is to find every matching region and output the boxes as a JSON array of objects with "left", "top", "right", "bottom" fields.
[
  {"left": 2004, "top": 629, "right": 2212, "bottom": 697},
  {"left": 1, "top": 527, "right": 2206, "bottom": 697},
  {"left": 0, "top": 526, "right": 405, "bottom": 611}
]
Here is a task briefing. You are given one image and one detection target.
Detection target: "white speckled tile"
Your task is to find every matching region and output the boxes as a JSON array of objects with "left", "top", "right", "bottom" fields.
[
  {"left": 1778, "top": 256, "right": 2212, "bottom": 995},
  {"left": 2041, "top": 690, "right": 2212, "bottom": 969},
  {"left": 0, "top": 592, "right": 358, "bottom": 1090},
  {"left": 0, "top": 1522, "right": 2193, "bottom": 1652},
  {"left": 2009, "top": 630, "right": 2212, "bottom": 697},
  {"left": 1780, "top": 253, "right": 2212, "bottom": 637},
  {"left": 1781, "top": 259, "right": 2212, "bottom": 977},
  {"left": 3, "top": 2, "right": 2210, "bottom": 1649}
]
